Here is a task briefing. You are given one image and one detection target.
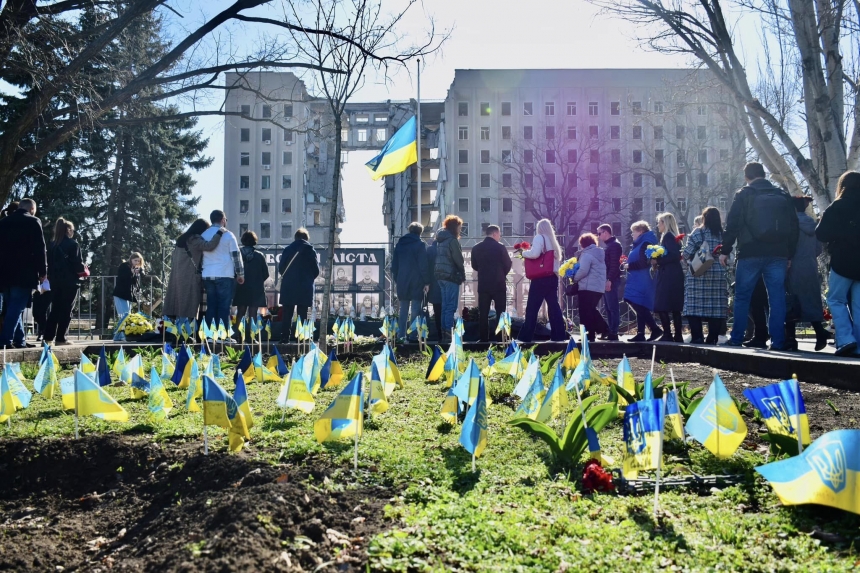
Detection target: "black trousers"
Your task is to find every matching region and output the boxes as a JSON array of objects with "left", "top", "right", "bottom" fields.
[
  {"left": 431, "top": 302, "right": 443, "bottom": 341},
  {"left": 578, "top": 290, "right": 609, "bottom": 340},
  {"left": 478, "top": 290, "right": 506, "bottom": 342},
  {"left": 32, "top": 291, "right": 52, "bottom": 335},
  {"left": 44, "top": 284, "right": 78, "bottom": 342},
  {"left": 280, "top": 302, "right": 309, "bottom": 343},
  {"left": 749, "top": 277, "right": 769, "bottom": 342},
  {"left": 629, "top": 301, "right": 659, "bottom": 334},
  {"left": 687, "top": 316, "right": 721, "bottom": 344}
]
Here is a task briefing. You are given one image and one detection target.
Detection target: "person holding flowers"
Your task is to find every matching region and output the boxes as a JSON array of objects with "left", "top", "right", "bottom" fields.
[
  {"left": 518, "top": 218, "right": 566, "bottom": 342},
  {"left": 571, "top": 233, "right": 609, "bottom": 341},
  {"left": 683, "top": 207, "right": 728, "bottom": 344},
  {"left": 112, "top": 252, "right": 145, "bottom": 342},
  {"left": 624, "top": 221, "right": 662, "bottom": 341},
  {"left": 653, "top": 212, "right": 686, "bottom": 342}
]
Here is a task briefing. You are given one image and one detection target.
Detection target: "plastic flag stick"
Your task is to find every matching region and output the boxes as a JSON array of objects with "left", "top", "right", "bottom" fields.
[
  {"left": 655, "top": 394, "right": 666, "bottom": 516},
  {"left": 793, "top": 374, "right": 803, "bottom": 454},
  {"left": 203, "top": 424, "right": 208, "bottom": 456},
  {"left": 472, "top": 450, "right": 476, "bottom": 473},
  {"left": 73, "top": 367, "right": 80, "bottom": 440},
  {"left": 670, "top": 368, "right": 686, "bottom": 444},
  {"left": 650, "top": 345, "right": 656, "bottom": 375}
]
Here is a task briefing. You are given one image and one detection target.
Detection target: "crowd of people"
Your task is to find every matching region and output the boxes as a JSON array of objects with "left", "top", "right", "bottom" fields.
[{"left": 0, "top": 162, "right": 857, "bottom": 356}]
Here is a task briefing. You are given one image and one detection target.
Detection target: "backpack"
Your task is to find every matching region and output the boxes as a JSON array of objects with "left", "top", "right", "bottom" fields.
[{"left": 744, "top": 186, "right": 795, "bottom": 243}]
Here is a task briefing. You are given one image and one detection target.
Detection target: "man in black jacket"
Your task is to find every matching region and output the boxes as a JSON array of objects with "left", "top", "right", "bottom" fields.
[
  {"left": 391, "top": 222, "right": 430, "bottom": 342},
  {"left": 597, "top": 224, "right": 622, "bottom": 341},
  {"left": 719, "top": 162, "right": 799, "bottom": 350},
  {"left": 278, "top": 228, "right": 320, "bottom": 343},
  {"left": 470, "top": 225, "right": 513, "bottom": 341},
  {"left": 0, "top": 198, "right": 47, "bottom": 348}
]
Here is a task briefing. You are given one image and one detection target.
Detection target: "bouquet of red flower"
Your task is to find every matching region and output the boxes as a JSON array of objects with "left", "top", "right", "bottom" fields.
[
  {"left": 619, "top": 255, "right": 628, "bottom": 265},
  {"left": 712, "top": 243, "right": 723, "bottom": 256},
  {"left": 582, "top": 460, "right": 615, "bottom": 494},
  {"left": 675, "top": 233, "right": 686, "bottom": 243},
  {"left": 512, "top": 241, "right": 531, "bottom": 259},
  {"left": 824, "top": 307, "right": 833, "bottom": 321}
]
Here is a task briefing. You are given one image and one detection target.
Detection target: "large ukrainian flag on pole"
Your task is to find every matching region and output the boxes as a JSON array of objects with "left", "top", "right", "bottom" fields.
[{"left": 365, "top": 116, "right": 418, "bottom": 180}]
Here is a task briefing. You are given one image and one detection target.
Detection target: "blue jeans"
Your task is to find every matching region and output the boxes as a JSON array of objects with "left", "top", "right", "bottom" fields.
[
  {"left": 0, "top": 286, "right": 29, "bottom": 347},
  {"left": 730, "top": 257, "right": 788, "bottom": 348},
  {"left": 204, "top": 278, "right": 235, "bottom": 329},
  {"left": 113, "top": 296, "right": 132, "bottom": 341},
  {"left": 398, "top": 299, "right": 423, "bottom": 339},
  {"left": 603, "top": 281, "right": 620, "bottom": 335},
  {"left": 826, "top": 269, "right": 860, "bottom": 351},
  {"left": 438, "top": 280, "right": 460, "bottom": 335}
]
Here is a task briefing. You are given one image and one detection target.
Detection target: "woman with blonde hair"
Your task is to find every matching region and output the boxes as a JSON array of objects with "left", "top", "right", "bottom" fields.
[
  {"left": 653, "top": 212, "right": 685, "bottom": 342},
  {"left": 624, "top": 220, "right": 662, "bottom": 341},
  {"left": 519, "top": 218, "right": 566, "bottom": 342},
  {"left": 43, "top": 218, "right": 85, "bottom": 345},
  {"left": 112, "top": 252, "right": 146, "bottom": 341}
]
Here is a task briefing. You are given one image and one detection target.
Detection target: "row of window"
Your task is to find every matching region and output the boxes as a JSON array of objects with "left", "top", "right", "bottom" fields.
[
  {"left": 457, "top": 124, "right": 730, "bottom": 141},
  {"left": 239, "top": 175, "right": 293, "bottom": 190},
  {"left": 458, "top": 101, "right": 718, "bottom": 118},
  {"left": 237, "top": 212, "right": 326, "bottom": 240},
  {"left": 239, "top": 127, "right": 295, "bottom": 144},
  {"left": 457, "top": 170, "right": 728, "bottom": 189},
  {"left": 238, "top": 104, "right": 294, "bottom": 119},
  {"left": 454, "top": 196, "right": 727, "bottom": 214},
  {"left": 242, "top": 151, "right": 294, "bottom": 167},
  {"left": 239, "top": 198, "right": 292, "bottom": 214},
  {"left": 342, "top": 128, "right": 387, "bottom": 143},
  {"left": 457, "top": 148, "right": 728, "bottom": 165}
]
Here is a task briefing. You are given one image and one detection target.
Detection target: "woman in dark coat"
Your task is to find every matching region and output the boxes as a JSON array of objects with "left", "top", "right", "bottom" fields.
[
  {"left": 164, "top": 219, "right": 222, "bottom": 320},
  {"left": 234, "top": 231, "right": 270, "bottom": 336},
  {"left": 278, "top": 227, "right": 320, "bottom": 343},
  {"left": 786, "top": 196, "right": 829, "bottom": 350},
  {"left": 43, "top": 218, "right": 85, "bottom": 346},
  {"left": 653, "top": 212, "right": 685, "bottom": 342},
  {"left": 624, "top": 221, "right": 662, "bottom": 342},
  {"left": 112, "top": 252, "right": 145, "bottom": 341}
]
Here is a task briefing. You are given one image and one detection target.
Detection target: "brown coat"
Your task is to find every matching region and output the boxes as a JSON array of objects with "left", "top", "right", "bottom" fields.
[{"left": 163, "top": 234, "right": 222, "bottom": 318}]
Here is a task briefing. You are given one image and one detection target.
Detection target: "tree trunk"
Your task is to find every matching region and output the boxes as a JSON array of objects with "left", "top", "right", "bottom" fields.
[{"left": 317, "top": 113, "right": 342, "bottom": 353}]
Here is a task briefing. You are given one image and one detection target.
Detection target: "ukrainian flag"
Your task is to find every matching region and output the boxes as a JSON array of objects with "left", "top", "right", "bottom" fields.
[
  {"left": 302, "top": 348, "right": 324, "bottom": 393},
  {"left": 664, "top": 389, "right": 684, "bottom": 440},
  {"left": 371, "top": 353, "right": 402, "bottom": 398},
  {"left": 440, "top": 383, "right": 462, "bottom": 424},
  {"left": 186, "top": 359, "right": 203, "bottom": 412},
  {"left": 268, "top": 346, "right": 289, "bottom": 377},
  {"left": 514, "top": 369, "right": 545, "bottom": 421},
  {"left": 233, "top": 371, "right": 254, "bottom": 429},
  {"left": 643, "top": 371, "right": 654, "bottom": 401},
  {"left": 482, "top": 349, "right": 495, "bottom": 377},
  {"left": 536, "top": 364, "right": 568, "bottom": 423},
  {"left": 280, "top": 357, "right": 315, "bottom": 413},
  {"left": 171, "top": 344, "right": 193, "bottom": 388},
  {"left": 685, "top": 373, "right": 747, "bottom": 459},
  {"left": 332, "top": 317, "right": 341, "bottom": 340},
  {"left": 163, "top": 316, "right": 178, "bottom": 339},
  {"left": 80, "top": 353, "right": 96, "bottom": 375},
  {"left": 562, "top": 338, "right": 581, "bottom": 373},
  {"left": 513, "top": 355, "right": 540, "bottom": 399},
  {"left": 112, "top": 348, "right": 127, "bottom": 377},
  {"left": 238, "top": 346, "right": 255, "bottom": 381},
  {"left": 294, "top": 316, "right": 304, "bottom": 341},
  {"left": 217, "top": 319, "right": 228, "bottom": 341},
  {"left": 494, "top": 347, "right": 527, "bottom": 379},
  {"left": 756, "top": 429, "right": 860, "bottom": 515},
  {"left": 586, "top": 427, "right": 614, "bottom": 466},
  {"left": 322, "top": 349, "right": 344, "bottom": 389},
  {"left": 743, "top": 379, "right": 810, "bottom": 446},
  {"left": 72, "top": 370, "right": 129, "bottom": 422},
  {"left": 148, "top": 367, "right": 173, "bottom": 422},
  {"left": 160, "top": 349, "right": 175, "bottom": 379},
  {"left": 237, "top": 317, "right": 246, "bottom": 342},
  {"left": 202, "top": 375, "right": 249, "bottom": 452},
  {"left": 452, "top": 359, "right": 483, "bottom": 407},
  {"left": 622, "top": 398, "right": 664, "bottom": 479},
  {"left": 504, "top": 340, "right": 519, "bottom": 357},
  {"left": 0, "top": 367, "right": 19, "bottom": 422},
  {"left": 254, "top": 351, "right": 282, "bottom": 384},
  {"left": 426, "top": 346, "right": 446, "bottom": 382},
  {"left": 315, "top": 372, "right": 364, "bottom": 443},
  {"left": 130, "top": 372, "right": 150, "bottom": 400},
  {"left": 459, "top": 376, "right": 488, "bottom": 458},
  {"left": 368, "top": 371, "right": 390, "bottom": 415},
  {"left": 32, "top": 356, "right": 57, "bottom": 399},
  {"left": 120, "top": 354, "right": 144, "bottom": 386},
  {"left": 365, "top": 116, "right": 417, "bottom": 180},
  {"left": 616, "top": 355, "right": 635, "bottom": 407}
]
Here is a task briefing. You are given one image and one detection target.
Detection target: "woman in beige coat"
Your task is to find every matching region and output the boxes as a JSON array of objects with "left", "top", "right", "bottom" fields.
[{"left": 164, "top": 219, "right": 222, "bottom": 319}]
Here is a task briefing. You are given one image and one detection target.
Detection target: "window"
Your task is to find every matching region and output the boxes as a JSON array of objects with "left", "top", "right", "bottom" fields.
[
  {"left": 239, "top": 200, "right": 249, "bottom": 213},
  {"left": 262, "top": 104, "right": 271, "bottom": 118},
  {"left": 480, "top": 173, "right": 490, "bottom": 188},
  {"left": 567, "top": 173, "right": 577, "bottom": 187},
  {"left": 546, "top": 150, "right": 556, "bottom": 163},
  {"left": 612, "top": 197, "right": 622, "bottom": 211},
  {"left": 481, "top": 197, "right": 491, "bottom": 211},
  {"left": 376, "top": 128, "right": 386, "bottom": 141},
  {"left": 546, "top": 126, "right": 555, "bottom": 139},
  {"left": 567, "top": 126, "right": 577, "bottom": 140},
  {"left": 611, "top": 149, "right": 621, "bottom": 164},
  {"left": 676, "top": 173, "right": 687, "bottom": 187},
  {"left": 502, "top": 222, "right": 513, "bottom": 236},
  {"left": 503, "top": 198, "right": 513, "bottom": 212},
  {"left": 240, "top": 223, "right": 248, "bottom": 235},
  {"left": 546, "top": 198, "right": 556, "bottom": 212},
  {"left": 282, "top": 175, "right": 292, "bottom": 189},
  {"left": 458, "top": 102, "right": 468, "bottom": 116},
  {"left": 523, "top": 102, "right": 533, "bottom": 116},
  {"left": 458, "top": 149, "right": 469, "bottom": 164},
  {"left": 260, "top": 222, "right": 270, "bottom": 239},
  {"left": 589, "top": 173, "right": 599, "bottom": 188},
  {"left": 502, "top": 173, "right": 512, "bottom": 188},
  {"left": 677, "top": 149, "right": 686, "bottom": 166},
  {"left": 568, "top": 149, "right": 578, "bottom": 163},
  {"left": 502, "top": 126, "right": 511, "bottom": 140},
  {"left": 240, "top": 104, "right": 251, "bottom": 116},
  {"left": 699, "top": 149, "right": 708, "bottom": 164},
  {"left": 632, "top": 102, "right": 642, "bottom": 115},
  {"left": 590, "top": 150, "right": 599, "bottom": 163},
  {"left": 655, "top": 174, "right": 665, "bottom": 187},
  {"left": 567, "top": 102, "right": 577, "bottom": 116},
  {"left": 719, "top": 196, "right": 727, "bottom": 210},
  {"left": 720, "top": 172, "right": 730, "bottom": 185},
  {"left": 654, "top": 149, "right": 664, "bottom": 163},
  {"left": 698, "top": 172, "right": 709, "bottom": 186},
  {"left": 633, "top": 173, "right": 643, "bottom": 187},
  {"left": 610, "top": 125, "right": 620, "bottom": 139},
  {"left": 525, "top": 198, "right": 535, "bottom": 211},
  {"left": 282, "top": 198, "right": 292, "bottom": 213},
  {"left": 240, "top": 152, "right": 249, "bottom": 166},
  {"left": 459, "top": 198, "right": 469, "bottom": 212},
  {"left": 524, "top": 149, "right": 534, "bottom": 163},
  {"left": 341, "top": 129, "right": 348, "bottom": 142},
  {"left": 284, "top": 104, "right": 293, "bottom": 118},
  {"left": 523, "top": 126, "right": 533, "bottom": 140},
  {"left": 655, "top": 198, "right": 665, "bottom": 211},
  {"left": 261, "top": 175, "right": 270, "bottom": 189},
  {"left": 357, "top": 129, "right": 368, "bottom": 142},
  {"left": 481, "top": 150, "right": 490, "bottom": 164},
  {"left": 480, "top": 127, "right": 490, "bottom": 140},
  {"left": 697, "top": 126, "right": 706, "bottom": 140},
  {"left": 675, "top": 103, "right": 686, "bottom": 115},
  {"left": 501, "top": 150, "right": 512, "bottom": 164},
  {"left": 654, "top": 102, "right": 664, "bottom": 114},
  {"left": 240, "top": 128, "right": 250, "bottom": 142},
  {"left": 480, "top": 102, "right": 490, "bottom": 116},
  {"left": 654, "top": 126, "right": 664, "bottom": 140},
  {"left": 480, "top": 221, "right": 488, "bottom": 233},
  {"left": 261, "top": 151, "right": 271, "bottom": 166},
  {"left": 590, "top": 198, "right": 600, "bottom": 211},
  {"left": 501, "top": 102, "right": 511, "bottom": 116},
  {"left": 240, "top": 175, "right": 250, "bottom": 189},
  {"left": 524, "top": 222, "right": 535, "bottom": 235},
  {"left": 719, "top": 127, "right": 729, "bottom": 140},
  {"left": 676, "top": 125, "right": 685, "bottom": 139},
  {"left": 355, "top": 115, "right": 369, "bottom": 123},
  {"left": 545, "top": 101, "right": 555, "bottom": 116},
  {"left": 525, "top": 173, "right": 534, "bottom": 189},
  {"left": 697, "top": 104, "right": 707, "bottom": 116},
  {"left": 279, "top": 151, "right": 291, "bottom": 166},
  {"left": 610, "top": 102, "right": 620, "bottom": 116},
  {"left": 589, "top": 102, "right": 599, "bottom": 116},
  {"left": 633, "top": 150, "right": 642, "bottom": 163},
  {"left": 612, "top": 173, "right": 621, "bottom": 187},
  {"left": 262, "top": 128, "right": 271, "bottom": 142},
  {"left": 458, "top": 173, "right": 469, "bottom": 188},
  {"left": 261, "top": 198, "right": 270, "bottom": 213},
  {"left": 280, "top": 223, "right": 292, "bottom": 239},
  {"left": 632, "top": 126, "right": 642, "bottom": 140},
  {"left": 546, "top": 173, "right": 556, "bottom": 187},
  {"left": 461, "top": 223, "right": 469, "bottom": 237},
  {"left": 720, "top": 149, "right": 729, "bottom": 161},
  {"left": 589, "top": 125, "right": 598, "bottom": 139},
  {"left": 612, "top": 222, "right": 622, "bottom": 236},
  {"left": 568, "top": 199, "right": 578, "bottom": 212},
  {"left": 633, "top": 197, "right": 643, "bottom": 212},
  {"left": 678, "top": 198, "right": 690, "bottom": 211},
  {"left": 458, "top": 126, "right": 468, "bottom": 140}
]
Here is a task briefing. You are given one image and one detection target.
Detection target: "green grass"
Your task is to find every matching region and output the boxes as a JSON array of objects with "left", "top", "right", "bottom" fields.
[{"left": 3, "top": 349, "right": 859, "bottom": 571}]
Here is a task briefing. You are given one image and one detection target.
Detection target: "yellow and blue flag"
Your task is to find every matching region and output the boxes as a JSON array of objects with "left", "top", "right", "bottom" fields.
[
  {"left": 332, "top": 317, "right": 341, "bottom": 340},
  {"left": 32, "top": 355, "right": 57, "bottom": 399},
  {"left": 185, "top": 359, "right": 202, "bottom": 412},
  {"left": 367, "top": 370, "right": 390, "bottom": 415},
  {"left": 514, "top": 369, "right": 545, "bottom": 420},
  {"left": 426, "top": 345, "right": 446, "bottom": 382},
  {"left": 233, "top": 371, "right": 254, "bottom": 429},
  {"left": 454, "top": 317, "right": 465, "bottom": 337},
  {"left": 160, "top": 349, "right": 175, "bottom": 379},
  {"left": 0, "top": 365, "right": 28, "bottom": 422},
  {"left": 482, "top": 349, "right": 495, "bottom": 377},
  {"left": 321, "top": 349, "right": 344, "bottom": 389},
  {"left": 442, "top": 346, "right": 460, "bottom": 388},
  {"left": 238, "top": 346, "right": 255, "bottom": 381},
  {"left": 513, "top": 354, "right": 540, "bottom": 398},
  {"left": 264, "top": 319, "right": 272, "bottom": 341},
  {"left": 459, "top": 376, "right": 488, "bottom": 458},
  {"left": 562, "top": 338, "right": 581, "bottom": 373},
  {"left": 315, "top": 372, "right": 364, "bottom": 443},
  {"left": 202, "top": 375, "right": 250, "bottom": 452},
  {"left": 365, "top": 115, "right": 418, "bottom": 180},
  {"left": 80, "top": 352, "right": 96, "bottom": 375},
  {"left": 211, "top": 354, "right": 225, "bottom": 378},
  {"left": 494, "top": 347, "right": 527, "bottom": 379},
  {"left": 294, "top": 316, "right": 304, "bottom": 341},
  {"left": 685, "top": 373, "right": 747, "bottom": 459},
  {"left": 148, "top": 367, "right": 174, "bottom": 422},
  {"left": 130, "top": 372, "right": 150, "bottom": 400},
  {"left": 371, "top": 353, "right": 400, "bottom": 398},
  {"left": 120, "top": 354, "right": 144, "bottom": 386},
  {"left": 495, "top": 311, "right": 511, "bottom": 337},
  {"left": 756, "top": 429, "right": 860, "bottom": 515},
  {"left": 69, "top": 370, "right": 129, "bottom": 422},
  {"left": 622, "top": 398, "right": 664, "bottom": 479},
  {"left": 278, "top": 357, "right": 315, "bottom": 413},
  {"left": 452, "top": 358, "right": 483, "bottom": 407},
  {"left": 267, "top": 346, "right": 290, "bottom": 377},
  {"left": 743, "top": 379, "right": 810, "bottom": 446},
  {"left": 253, "top": 351, "right": 281, "bottom": 383},
  {"left": 301, "top": 347, "right": 324, "bottom": 393},
  {"left": 586, "top": 427, "right": 614, "bottom": 466},
  {"left": 237, "top": 317, "right": 246, "bottom": 342},
  {"left": 504, "top": 340, "right": 519, "bottom": 357},
  {"left": 171, "top": 344, "right": 193, "bottom": 388},
  {"left": 537, "top": 363, "right": 568, "bottom": 423},
  {"left": 643, "top": 371, "right": 654, "bottom": 401},
  {"left": 440, "top": 383, "right": 461, "bottom": 424},
  {"left": 112, "top": 347, "right": 127, "bottom": 377},
  {"left": 664, "top": 389, "right": 685, "bottom": 441},
  {"left": 616, "top": 355, "right": 635, "bottom": 407},
  {"left": 217, "top": 319, "right": 228, "bottom": 341},
  {"left": 163, "top": 316, "right": 178, "bottom": 339}
]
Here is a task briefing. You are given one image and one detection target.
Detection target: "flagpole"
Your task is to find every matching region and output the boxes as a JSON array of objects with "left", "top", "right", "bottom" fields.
[
  {"left": 669, "top": 368, "right": 686, "bottom": 444},
  {"left": 713, "top": 369, "right": 720, "bottom": 457},
  {"left": 654, "top": 394, "right": 666, "bottom": 516},
  {"left": 650, "top": 345, "right": 656, "bottom": 375},
  {"left": 471, "top": 451, "right": 476, "bottom": 472},
  {"left": 416, "top": 57, "right": 422, "bottom": 232},
  {"left": 792, "top": 374, "right": 803, "bottom": 454},
  {"left": 73, "top": 366, "right": 80, "bottom": 440}
]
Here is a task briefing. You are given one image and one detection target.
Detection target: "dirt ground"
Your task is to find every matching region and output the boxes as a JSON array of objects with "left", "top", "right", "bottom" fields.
[{"left": 0, "top": 436, "right": 394, "bottom": 572}]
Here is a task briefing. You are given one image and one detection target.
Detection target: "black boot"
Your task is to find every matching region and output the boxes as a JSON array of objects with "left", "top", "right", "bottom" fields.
[
  {"left": 784, "top": 322, "right": 798, "bottom": 351},
  {"left": 812, "top": 321, "right": 831, "bottom": 351},
  {"left": 657, "top": 312, "right": 674, "bottom": 342},
  {"left": 672, "top": 313, "right": 684, "bottom": 343}
]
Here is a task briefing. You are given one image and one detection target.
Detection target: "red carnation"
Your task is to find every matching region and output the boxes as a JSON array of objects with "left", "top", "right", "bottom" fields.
[
  {"left": 619, "top": 255, "right": 628, "bottom": 264},
  {"left": 824, "top": 308, "right": 833, "bottom": 321},
  {"left": 675, "top": 233, "right": 686, "bottom": 243},
  {"left": 712, "top": 243, "right": 723, "bottom": 256},
  {"left": 513, "top": 242, "right": 522, "bottom": 250},
  {"left": 582, "top": 459, "right": 615, "bottom": 494},
  {"left": 521, "top": 241, "right": 531, "bottom": 250}
]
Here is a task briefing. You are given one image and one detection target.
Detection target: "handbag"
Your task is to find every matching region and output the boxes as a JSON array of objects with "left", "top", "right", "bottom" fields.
[
  {"left": 524, "top": 236, "right": 556, "bottom": 280},
  {"left": 690, "top": 239, "right": 714, "bottom": 278},
  {"left": 565, "top": 281, "right": 579, "bottom": 297}
]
